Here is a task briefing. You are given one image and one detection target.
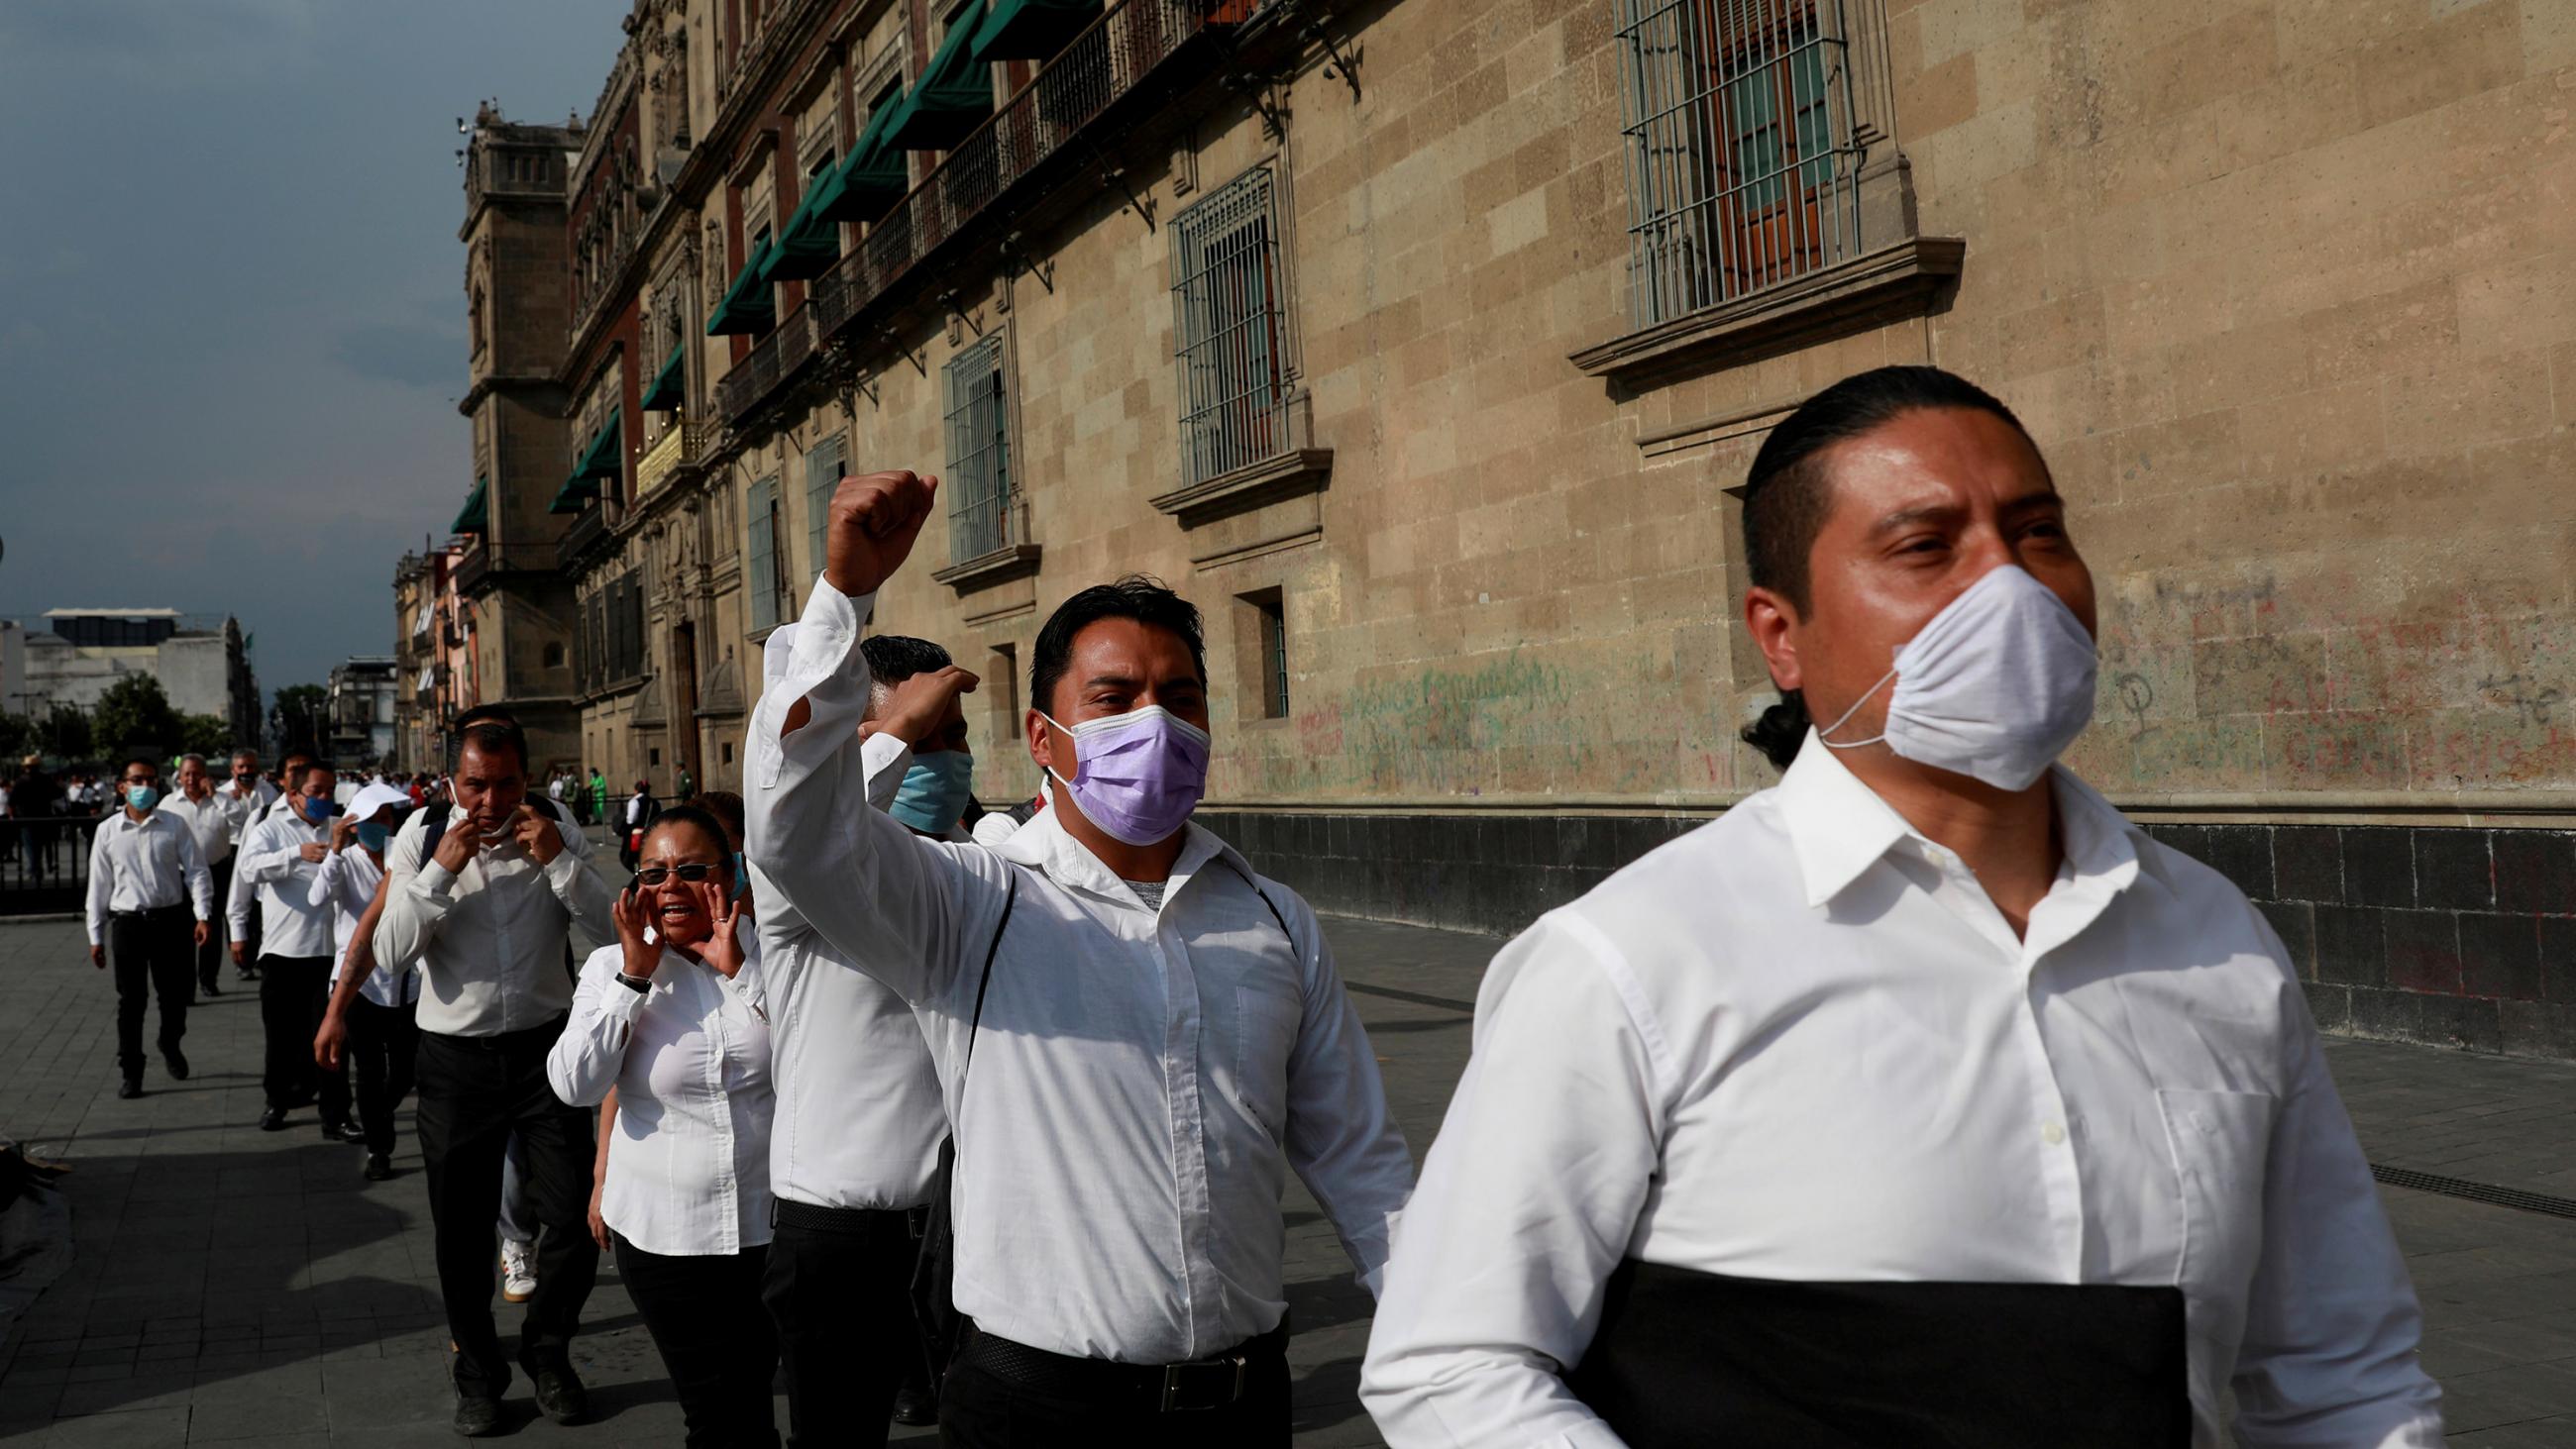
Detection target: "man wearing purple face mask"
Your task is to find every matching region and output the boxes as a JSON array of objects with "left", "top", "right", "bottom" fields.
[{"left": 749, "top": 469, "right": 1413, "bottom": 1449}]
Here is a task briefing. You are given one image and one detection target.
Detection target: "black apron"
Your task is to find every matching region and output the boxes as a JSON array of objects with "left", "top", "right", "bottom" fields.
[{"left": 1565, "top": 1260, "right": 2193, "bottom": 1448}]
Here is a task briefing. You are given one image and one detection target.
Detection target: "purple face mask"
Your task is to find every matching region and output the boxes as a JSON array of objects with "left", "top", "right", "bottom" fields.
[{"left": 1037, "top": 705, "right": 1211, "bottom": 846}]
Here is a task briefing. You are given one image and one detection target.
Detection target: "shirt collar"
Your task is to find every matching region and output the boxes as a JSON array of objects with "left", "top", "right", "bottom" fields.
[
  {"left": 1774, "top": 729, "right": 2146, "bottom": 909},
  {"left": 996, "top": 807, "right": 1251, "bottom": 908}
]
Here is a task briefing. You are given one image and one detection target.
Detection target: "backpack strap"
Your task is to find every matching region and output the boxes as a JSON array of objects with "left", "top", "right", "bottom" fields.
[
  {"left": 960, "top": 870, "right": 1020, "bottom": 1078},
  {"left": 1218, "top": 857, "right": 1294, "bottom": 945}
]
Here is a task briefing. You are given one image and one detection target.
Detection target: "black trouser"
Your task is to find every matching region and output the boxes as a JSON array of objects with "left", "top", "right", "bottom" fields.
[
  {"left": 935, "top": 1322, "right": 1291, "bottom": 1449},
  {"left": 761, "top": 1200, "right": 924, "bottom": 1449},
  {"left": 347, "top": 994, "right": 420, "bottom": 1155},
  {"left": 107, "top": 905, "right": 194, "bottom": 1081},
  {"left": 259, "top": 955, "right": 348, "bottom": 1122},
  {"left": 415, "top": 1018, "right": 598, "bottom": 1396},
  {"left": 617, "top": 1233, "right": 780, "bottom": 1448},
  {"left": 197, "top": 857, "right": 233, "bottom": 992}
]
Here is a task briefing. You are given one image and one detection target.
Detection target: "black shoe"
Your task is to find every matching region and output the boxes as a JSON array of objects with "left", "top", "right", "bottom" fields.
[
  {"left": 116, "top": 1079, "right": 143, "bottom": 1099},
  {"left": 163, "top": 1050, "right": 189, "bottom": 1081},
  {"left": 451, "top": 1389, "right": 501, "bottom": 1438},
  {"left": 339, "top": 1120, "right": 369, "bottom": 1145},
  {"left": 892, "top": 1385, "right": 940, "bottom": 1425},
  {"left": 364, "top": 1152, "right": 393, "bottom": 1181},
  {"left": 259, "top": 1107, "right": 287, "bottom": 1131},
  {"left": 527, "top": 1359, "right": 588, "bottom": 1425},
  {"left": 199, "top": 982, "right": 220, "bottom": 997}
]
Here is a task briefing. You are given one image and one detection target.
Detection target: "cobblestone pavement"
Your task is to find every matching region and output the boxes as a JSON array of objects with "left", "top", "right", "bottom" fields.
[{"left": 2, "top": 912, "right": 2573, "bottom": 1445}]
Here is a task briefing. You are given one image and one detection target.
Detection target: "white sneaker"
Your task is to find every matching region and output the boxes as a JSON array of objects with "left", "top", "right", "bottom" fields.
[{"left": 500, "top": 1239, "right": 538, "bottom": 1303}]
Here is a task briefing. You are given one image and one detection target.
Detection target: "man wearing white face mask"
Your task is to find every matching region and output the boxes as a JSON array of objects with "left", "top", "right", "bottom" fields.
[
  {"left": 1361, "top": 366, "right": 2441, "bottom": 1449},
  {"left": 751, "top": 470, "right": 1412, "bottom": 1447}
]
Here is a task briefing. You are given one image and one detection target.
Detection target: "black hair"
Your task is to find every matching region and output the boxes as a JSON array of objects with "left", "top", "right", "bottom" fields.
[
  {"left": 639, "top": 804, "right": 735, "bottom": 887},
  {"left": 686, "top": 791, "right": 746, "bottom": 850},
  {"left": 1030, "top": 574, "right": 1206, "bottom": 717},
  {"left": 1738, "top": 365, "right": 2036, "bottom": 772},
  {"left": 449, "top": 704, "right": 530, "bottom": 775},
  {"left": 859, "top": 635, "right": 955, "bottom": 722},
  {"left": 120, "top": 750, "right": 160, "bottom": 776}
]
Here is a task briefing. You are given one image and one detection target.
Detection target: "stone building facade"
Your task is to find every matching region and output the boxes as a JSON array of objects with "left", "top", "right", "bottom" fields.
[
  {"left": 6, "top": 611, "right": 261, "bottom": 748},
  {"left": 449, "top": 106, "right": 590, "bottom": 774},
  {"left": 450, "top": 0, "right": 2576, "bottom": 1056}
]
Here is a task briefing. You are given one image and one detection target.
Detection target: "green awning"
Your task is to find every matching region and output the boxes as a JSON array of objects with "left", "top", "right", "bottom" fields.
[
  {"left": 451, "top": 476, "right": 488, "bottom": 536},
  {"left": 819, "top": 99, "right": 910, "bottom": 222},
  {"left": 885, "top": 0, "right": 995, "bottom": 152},
  {"left": 575, "top": 409, "right": 624, "bottom": 480},
  {"left": 970, "top": 0, "right": 1100, "bottom": 62},
  {"left": 762, "top": 171, "right": 844, "bottom": 283},
  {"left": 706, "top": 244, "right": 780, "bottom": 335},
  {"left": 641, "top": 344, "right": 685, "bottom": 411},
  {"left": 549, "top": 474, "right": 593, "bottom": 515}
]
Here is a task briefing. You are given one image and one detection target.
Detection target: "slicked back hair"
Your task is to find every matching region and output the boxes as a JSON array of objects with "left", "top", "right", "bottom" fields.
[
  {"left": 1030, "top": 575, "right": 1205, "bottom": 718},
  {"left": 1738, "top": 365, "right": 2037, "bottom": 770},
  {"left": 449, "top": 704, "right": 530, "bottom": 776},
  {"left": 860, "top": 635, "right": 954, "bottom": 721}
]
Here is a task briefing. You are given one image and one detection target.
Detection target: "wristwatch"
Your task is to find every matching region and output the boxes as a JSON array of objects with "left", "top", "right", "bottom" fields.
[{"left": 615, "top": 971, "right": 653, "bottom": 994}]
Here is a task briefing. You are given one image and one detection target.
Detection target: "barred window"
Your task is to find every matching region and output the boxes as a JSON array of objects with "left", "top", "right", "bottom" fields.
[
  {"left": 1616, "top": 0, "right": 1860, "bottom": 328},
  {"left": 805, "top": 433, "right": 847, "bottom": 593},
  {"left": 942, "top": 335, "right": 1015, "bottom": 566},
  {"left": 1169, "top": 165, "right": 1287, "bottom": 487}
]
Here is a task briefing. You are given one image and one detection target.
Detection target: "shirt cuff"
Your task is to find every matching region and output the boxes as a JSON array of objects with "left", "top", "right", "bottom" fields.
[
  {"left": 544, "top": 846, "right": 588, "bottom": 890},
  {"left": 417, "top": 859, "right": 459, "bottom": 897},
  {"left": 601, "top": 979, "right": 648, "bottom": 1021}
]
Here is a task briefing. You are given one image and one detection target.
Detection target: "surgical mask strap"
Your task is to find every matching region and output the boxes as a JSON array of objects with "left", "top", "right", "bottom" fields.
[{"left": 1814, "top": 665, "right": 1899, "bottom": 751}]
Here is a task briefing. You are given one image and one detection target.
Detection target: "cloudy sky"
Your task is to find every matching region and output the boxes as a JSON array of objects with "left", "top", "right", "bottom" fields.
[{"left": 0, "top": 0, "right": 627, "bottom": 704}]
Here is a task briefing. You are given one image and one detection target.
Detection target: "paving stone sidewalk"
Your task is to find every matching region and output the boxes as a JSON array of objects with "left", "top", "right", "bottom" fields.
[{"left": 3, "top": 912, "right": 2574, "bottom": 1445}]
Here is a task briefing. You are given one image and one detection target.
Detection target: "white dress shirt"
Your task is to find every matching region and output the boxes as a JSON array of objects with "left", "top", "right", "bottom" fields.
[
  {"left": 1359, "top": 733, "right": 2443, "bottom": 1449},
  {"left": 238, "top": 808, "right": 341, "bottom": 961},
  {"left": 374, "top": 799, "right": 615, "bottom": 1037},
  {"left": 547, "top": 937, "right": 775, "bottom": 1256},
  {"left": 750, "top": 578, "right": 1414, "bottom": 1365},
  {"left": 311, "top": 845, "right": 416, "bottom": 1007},
  {"left": 157, "top": 789, "right": 235, "bottom": 868},
  {"left": 747, "top": 727, "right": 950, "bottom": 1212},
  {"left": 84, "top": 809, "right": 213, "bottom": 944},
  {"left": 217, "top": 776, "right": 275, "bottom": 846},
  {"left": 225, "top": 792, "right": 291, "bottom": 936}
]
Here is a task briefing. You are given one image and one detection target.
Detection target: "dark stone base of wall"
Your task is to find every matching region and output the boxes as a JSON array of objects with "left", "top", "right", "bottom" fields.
[{"left": 1200, "top": 809, "right": 2576, "bottom": 1062}]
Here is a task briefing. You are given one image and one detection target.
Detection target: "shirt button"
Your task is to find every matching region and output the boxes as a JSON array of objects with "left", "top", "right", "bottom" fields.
[{"left": 2042, "top": 1121, "right": 2068, "bottom": 1146}]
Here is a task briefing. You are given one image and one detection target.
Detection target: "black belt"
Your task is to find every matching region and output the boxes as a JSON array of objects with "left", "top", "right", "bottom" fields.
[
  {"left": 955, "top": 1319, "right": 1284, "bottom": 1413},
  {"left": 771, "top": 1196, "right": 926, "bottom": 1240},
  {"left": 1567, "top": 1261, "right": 2191, "bottom": 1448},
  {"left": 419, "top": 1014, "right": 568, "bottom": 1051},
  {"left": 109, "top": 904, "right": 191, "bottom": 919}
]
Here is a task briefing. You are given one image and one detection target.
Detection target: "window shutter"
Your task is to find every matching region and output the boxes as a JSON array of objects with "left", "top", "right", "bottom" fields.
[
  {"left": 747, "top": 478, "right": 778, "bottom": 634},
  {"left": 807, "top": 439, "right": 845, "bottom": 592}
]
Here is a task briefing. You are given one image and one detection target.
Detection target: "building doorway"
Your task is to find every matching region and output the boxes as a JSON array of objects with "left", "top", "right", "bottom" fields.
[{"left": 672, "top": 621, "right": 702, "bottom": 798}]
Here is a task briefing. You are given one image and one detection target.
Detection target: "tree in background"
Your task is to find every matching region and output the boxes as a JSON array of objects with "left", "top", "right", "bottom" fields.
[
  {"left": 178, "top": 714, "right": 236, "bottom": 759},
  {"left": 270, "top": 683, "right": 327, "bottom": 755},
  {"left": 91, "top": 675, "right": 182, "bottom": 758},
  {"left": 38, "top": 705, "right": 89, "bottom": 762}
]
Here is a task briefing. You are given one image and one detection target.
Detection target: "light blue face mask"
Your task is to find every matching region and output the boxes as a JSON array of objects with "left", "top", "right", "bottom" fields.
[
  {"left": 732, "top": 852, "right": 748, "bottom": 902},
  {"left": 356, "top": 821, "right": 391, "bottom": 854},
  {"left": 890, "top": 750, "right": 976, "bottom": 836}
]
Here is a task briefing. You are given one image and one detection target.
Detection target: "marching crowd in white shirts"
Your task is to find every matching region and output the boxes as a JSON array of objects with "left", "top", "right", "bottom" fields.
[{"left": 69, "top": 364, "right": 2447, "bottom": 1447}]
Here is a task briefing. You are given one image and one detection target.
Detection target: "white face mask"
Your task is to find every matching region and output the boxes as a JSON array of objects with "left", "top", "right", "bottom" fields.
[{"left": 1815, "top": 565, "right": 2097, "bottom": 791}]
